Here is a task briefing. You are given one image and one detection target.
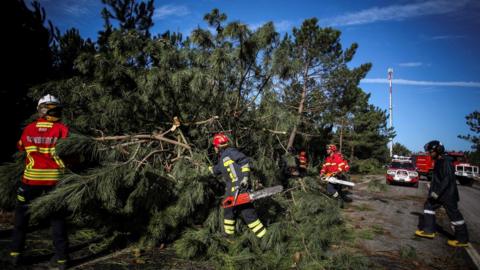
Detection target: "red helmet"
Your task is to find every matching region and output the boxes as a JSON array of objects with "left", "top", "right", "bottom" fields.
[
  {"left": 327, "top": 144, "right": 337, "bottom": 152},
  {"left": 213, "top": 133, "right": 229, "bottom": 148}
]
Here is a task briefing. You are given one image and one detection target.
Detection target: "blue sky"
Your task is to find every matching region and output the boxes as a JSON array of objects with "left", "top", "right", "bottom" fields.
[{"left": 37, "top": 0, "right": 480, "bottom": 152}]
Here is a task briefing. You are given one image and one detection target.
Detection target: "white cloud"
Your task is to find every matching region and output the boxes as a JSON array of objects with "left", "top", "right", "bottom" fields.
[
  {"left": 430, "top": 35, "right": 467, "bottom": 40},
  {"left": 250, "top": 20, "right": 294, "bottom": 32},
  {"left": 153, "top": 4, "right": 190, "bottom": 20},
  {"left": 63, "top": 5, "right": 90, "bottom": 16},
  {"left": 249, "top": 22, "right": 265, "bottom": 31},
  {"left": 399, "top": 62, "right": 423, "bottom": 67},
  {"left": 323, "top": 0, "right": 469, "bottom": 26},
  {"left": 361, "top": 78, "right": 480, "bottom": 88},
  {"left": 275, "top": 20, "right": 294, "bottom": 32}
]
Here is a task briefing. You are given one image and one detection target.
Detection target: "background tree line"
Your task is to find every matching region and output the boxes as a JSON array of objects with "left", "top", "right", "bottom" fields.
[{"left": 0, "top": 0, "right": 398, "bottom": 268}]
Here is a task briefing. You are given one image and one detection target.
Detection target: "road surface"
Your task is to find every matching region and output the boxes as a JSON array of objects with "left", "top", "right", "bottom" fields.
[
  {"left": 345, "top": 175, "right": 479, "bottom": 270},
  {"left": 458, "top": 184, "right": 480, "bottom": 251}
]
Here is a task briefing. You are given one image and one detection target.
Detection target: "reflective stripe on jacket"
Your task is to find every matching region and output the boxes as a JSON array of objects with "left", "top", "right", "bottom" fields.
[
  {"left": 298, "top": 152, "right": 308, "bottom": 169},
  {"left": 320, "top": 153, "right": 349, "bottom": 175},
  {"left": 18, "top": 118, "right": 69, "bottom": 186},
  {"left": 212, "top": 147, "right": 251, "bottom": 196}
]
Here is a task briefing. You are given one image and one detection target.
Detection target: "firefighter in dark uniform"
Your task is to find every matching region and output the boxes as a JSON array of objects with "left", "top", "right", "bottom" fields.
[
  {"left": 9, "top": 94, "right": 70, "bottom": 269},
  {"left": 209, "top": 133, "right": 267, "bottom": 238},
  {"left": 415, "top": 140, "right": 470, "bottom": 247}
]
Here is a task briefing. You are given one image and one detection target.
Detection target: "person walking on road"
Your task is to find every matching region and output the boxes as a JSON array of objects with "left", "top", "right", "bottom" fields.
[{"left": 415, "top": 140, "right": 470, "bottom": 247}]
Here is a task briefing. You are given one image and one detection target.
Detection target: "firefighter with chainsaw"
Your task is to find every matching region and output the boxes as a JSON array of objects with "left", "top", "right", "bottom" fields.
[
  {"left": 415, "top": 140, "right": 469, "bottom": 247},
  {"left": 320, "top": 144, "right": 352, "bottom": 206},
  {"left": 209, "top": 133, "right": 267, "bottom": 238},
  {"left": 9, "top": 94, "right": 70, "bottom": 269}
]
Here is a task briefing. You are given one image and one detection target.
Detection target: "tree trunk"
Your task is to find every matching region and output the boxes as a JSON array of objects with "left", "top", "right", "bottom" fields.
[
  {"left": 339, "top": 117, "right": 344, "bottom": 153},
  {"left": 350, "top": 144, "right": 354, "bottom": 161},
  {"left": 286, "top": 63, "right": 309, "bottom": 151}
]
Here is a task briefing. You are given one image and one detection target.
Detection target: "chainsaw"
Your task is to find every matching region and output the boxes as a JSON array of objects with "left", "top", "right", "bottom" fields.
[
  {"left": 322, "top": 175, "right": 355, "bottom": 187},
  {"left": 222, "top": 185, "right": 284, "bottom": 208}
]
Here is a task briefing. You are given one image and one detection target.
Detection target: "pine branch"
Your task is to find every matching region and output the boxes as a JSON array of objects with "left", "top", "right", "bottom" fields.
[
  {"left": 71, "top": 247, "right": 132, "bottom": 270},
  {"left": 183, "top": 115, "right": 220, "bottom": 126},
  {"left": 135, "top": 149, "right": 166, "bottom": 171},
  {"left": 259, "top": 128, "right": 285, "bottom": 135},
  {"left": 94, "top": 134, "right": 191, "bottom": 150},
  {"left": 101, "top": 139, "right": 148, "bottom": 150}
]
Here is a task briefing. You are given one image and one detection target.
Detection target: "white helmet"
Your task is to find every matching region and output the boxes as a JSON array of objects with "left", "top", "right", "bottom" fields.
[{"left": 37, "top": 94, "right": 60, "bottom": 109}]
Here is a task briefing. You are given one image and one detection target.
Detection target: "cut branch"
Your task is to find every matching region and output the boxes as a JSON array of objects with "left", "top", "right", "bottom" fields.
[
  {"left": 95, "top": 134, "right": 191, "bottom": 150},
  {"left": 183, "top": 115, "right": 219, "bottom": 126},
  {"left": 263, "top": 128, "right": 287, "bottom": 135}
]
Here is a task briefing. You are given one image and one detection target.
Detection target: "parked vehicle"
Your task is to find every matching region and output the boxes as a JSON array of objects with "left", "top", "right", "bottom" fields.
[
  {"left": 411, "top": 153, "right": 433, "bottom": 180},
  {"left": 413, "top": 151, "right": 478, "bottom": 185},
  {"left": 454, "top": 163, "right": 479, "bottom": 186},
  {"left": 386, "top": 157, "right": 419, "bottom": 188}
]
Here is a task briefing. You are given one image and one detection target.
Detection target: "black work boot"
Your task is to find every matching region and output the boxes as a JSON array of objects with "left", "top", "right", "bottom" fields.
[
  {"left": 340, "top": 192, "right": 353, "bottom": 203},
  {"left": 9, "top": 252, "right": 22, "bottom": 267},
  {"left": 331, "top": 192, "right": 344, "bottom": 208},
  {"left": 337, "top": 197, "right": 344, "bottom": 209},
  {"left": 57, "top": 259, "right": 68, "bottom": 270},
  {"left": 50, "top": 256, "right": 68, "bottom": 270}
]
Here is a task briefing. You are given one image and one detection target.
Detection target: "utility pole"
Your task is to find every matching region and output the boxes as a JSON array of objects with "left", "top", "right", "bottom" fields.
[{"left": 388, "top": 68, "right": 393, "bottom": 157}]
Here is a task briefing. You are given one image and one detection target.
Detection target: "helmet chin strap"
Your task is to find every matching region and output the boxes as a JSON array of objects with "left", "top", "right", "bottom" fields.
[
  {"left": 38, "top": 107, "right": 49, "bottom": 116},
  {"left": 45, "top": 115, "right": 60, "bottom": 122},
  {"left": 38, "top": 103, "right": 62, "bottom": 122}
]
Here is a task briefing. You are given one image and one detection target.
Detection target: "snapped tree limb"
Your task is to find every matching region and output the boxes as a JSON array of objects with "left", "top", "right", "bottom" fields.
[{"left": 94, "top": 134, "right": 191, "bottom": 150}]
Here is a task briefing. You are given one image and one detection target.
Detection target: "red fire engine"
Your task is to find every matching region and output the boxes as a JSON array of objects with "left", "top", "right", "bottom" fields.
[{"left": 412, "top": 152, "right": 478, "bottom": 185}]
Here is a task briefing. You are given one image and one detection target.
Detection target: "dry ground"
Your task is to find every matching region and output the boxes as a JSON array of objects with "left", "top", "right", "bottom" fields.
[
  {"left": 0, "top": 175, "right": 478, "bottom": 269},
  {"left": 345, "top": 174, "right": 479, "bottom": 270}
]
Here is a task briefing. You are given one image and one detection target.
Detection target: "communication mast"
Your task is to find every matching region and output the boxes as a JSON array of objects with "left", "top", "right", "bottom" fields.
[{"left": 388, "top": 68, "right": 393, "bottom": 157}]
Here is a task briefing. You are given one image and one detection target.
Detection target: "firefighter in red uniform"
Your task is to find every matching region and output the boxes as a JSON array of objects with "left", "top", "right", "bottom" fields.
[
  {"left": 298, "top": 150, "right": 308, "bottom": 176},
  {"left": 209, "top": 133, "right": 267, "bottom": 238},
  {"left": 320, "top": 144, "right": 352, "bottom": 206},
  {"left": 10, "top": 94, "right": 69, "bottom": 269}
]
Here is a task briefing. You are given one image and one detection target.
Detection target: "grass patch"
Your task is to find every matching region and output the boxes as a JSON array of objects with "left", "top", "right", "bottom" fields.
[
  {"left": 371, "top": 224, "right": 384, "bottom": 235},
  {"left": 352, "top": 203, "right": 374, "bottom": 212},
  {"left": 357, "top": 228, "right": 375, "bottom": 240},
  {"left": 367, "top": 180, "right": 388, "bottom": 193},
  {"left": 399, "top": 245, "right": 417, "bottom": 259},
  {"left": 355, "top": 224, "right": 384, "bottom": 240}
]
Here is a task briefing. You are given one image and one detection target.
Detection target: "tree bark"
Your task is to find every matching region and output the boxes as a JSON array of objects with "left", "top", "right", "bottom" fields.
[
  {"left": 350, "top": 144, "right": 354, "bottom": 161},
  {"left": 339, "top": 117, "right": 344, "bottom": 153},
  {"left": 286, "top": 63, "right": 309, "bottom": 151}
]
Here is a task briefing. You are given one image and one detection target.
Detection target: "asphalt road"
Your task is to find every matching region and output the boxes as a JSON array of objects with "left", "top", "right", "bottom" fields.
[
  {"left": 458, "top": 183, "right": 480, "bottom": 251},
  {"left": 346, "top": 176, "right": 479, "bottom": 270}
]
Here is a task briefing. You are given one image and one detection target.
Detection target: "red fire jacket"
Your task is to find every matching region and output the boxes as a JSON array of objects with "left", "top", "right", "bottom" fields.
[
  {"left": 320, "top": 153, "right": 350, "bottom": 175},
  {"left": 298, "top": 152, "right": 308, "bottom": 169},
  {"left": 17, "top": 118, "right": 69, "bottom": 186}
]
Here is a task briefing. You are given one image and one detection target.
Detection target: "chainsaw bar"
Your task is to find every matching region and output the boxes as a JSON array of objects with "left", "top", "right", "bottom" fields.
[
  {"left": 249, "top": 185, "right": 284, "bottom": 201},
  {"left": 222, "top": 185, "right": 284, "bottom": 208},
  {"left": 323, "top": 176, "right": 355, "bottom": 187}
]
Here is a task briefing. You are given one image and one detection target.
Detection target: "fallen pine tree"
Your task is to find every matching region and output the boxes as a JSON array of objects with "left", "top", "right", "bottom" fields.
[{"left": 0, "top": 1, "right": 392, "bottom": 269}]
